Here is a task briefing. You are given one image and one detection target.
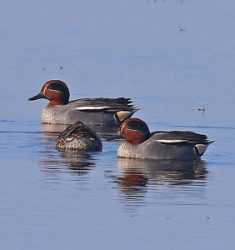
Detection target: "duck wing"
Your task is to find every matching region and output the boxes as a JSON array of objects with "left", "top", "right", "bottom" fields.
[
  {"left": 58, "top": 121, "right": 99, "bottom": 141},
  {"left": 69, "top": 97, "right": 138, "bottom": 113},
  {"left": 68, "top": 97, "right": 139, "bottom": 123},
  {"left": 152, "top": 131, "right": 212, "bottom": 145}
]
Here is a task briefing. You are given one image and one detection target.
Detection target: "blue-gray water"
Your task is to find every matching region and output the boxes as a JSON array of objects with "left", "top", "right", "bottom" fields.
[{"left": 0, "top": 1, "right": 235, "bottom": 249}]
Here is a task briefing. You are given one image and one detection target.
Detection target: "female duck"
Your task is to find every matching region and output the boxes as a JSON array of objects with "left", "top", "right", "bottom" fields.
[
  {"left": 56, "top": 121, "right": 102, "bottom": 151},
  {"left": 28, "top": 80, "right": 138, "bottom": 126},
  {"left": 118, "top": 118, "right": 213, "bottom": 160}
]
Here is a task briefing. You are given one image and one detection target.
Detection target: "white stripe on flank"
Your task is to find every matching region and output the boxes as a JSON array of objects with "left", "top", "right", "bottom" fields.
[
  {"left": 156, "top": 139, "right": 188, "bottom": 144},
  {"left": 75, "top": 106, "right": 110, "bottom": 110}
]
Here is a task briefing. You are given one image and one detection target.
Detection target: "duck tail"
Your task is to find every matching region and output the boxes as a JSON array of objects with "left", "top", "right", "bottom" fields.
[{"left": 195, "top": 141, "right": 214, "bottom": 156}]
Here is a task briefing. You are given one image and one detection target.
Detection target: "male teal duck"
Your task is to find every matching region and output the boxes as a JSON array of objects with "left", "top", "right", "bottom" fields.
[
  {"left": 28, "top": 80, "right": 138, "bottom": 126},
  {"left": 118, "top": 118, "right": 213, "bottom": 160},
  {"left": 56, "top": 121, "right": 102, "bottom": 151}
]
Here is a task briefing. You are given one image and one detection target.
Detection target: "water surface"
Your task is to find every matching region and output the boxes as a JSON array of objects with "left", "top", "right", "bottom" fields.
[{"left": 0, "top": 1, "right": 235, "bottom": 249}]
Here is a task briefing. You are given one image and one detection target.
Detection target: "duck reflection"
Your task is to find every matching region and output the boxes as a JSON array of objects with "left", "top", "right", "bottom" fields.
[
  {"left": 40, "top": 150, "right": 97, "bottom": 177},
  {"left": 118, "top": 158, "right": 207, "bottom": 184},
  {"left": 117, "top": 171, "right": 148, "bottom": 200},
  {"left": 60, "top": 151, "right": 96, "bottom": 176},
  {"left": 42, "top": 123, "right": 69, "bottom": 134},
  {"left": 117, "top": 158, "right": 207, "bottom": 200}
]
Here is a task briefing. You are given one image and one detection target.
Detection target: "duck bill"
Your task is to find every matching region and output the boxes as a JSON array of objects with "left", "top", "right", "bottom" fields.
[{"left": 28, "top": 92, "right": 44, "bottom": 101}]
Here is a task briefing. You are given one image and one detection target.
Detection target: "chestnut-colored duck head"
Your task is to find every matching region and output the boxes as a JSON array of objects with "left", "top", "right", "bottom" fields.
[
  {"left": 120, "top": 118, "right": 150, "bottom": 144},
  {"left": 28, "top": 80, "right": 70, "bottom": 105}
]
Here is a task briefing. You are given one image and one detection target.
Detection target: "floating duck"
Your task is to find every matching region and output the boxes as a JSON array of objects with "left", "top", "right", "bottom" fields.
[
  {"left": 56, "top": 121, "right": 102, "bottom": 151},
  {"left": 118, "top": 118, "right": 213, "bottom": 160},
  {"left": 28, "top": 80, "right": 138, "bottom": 126}
]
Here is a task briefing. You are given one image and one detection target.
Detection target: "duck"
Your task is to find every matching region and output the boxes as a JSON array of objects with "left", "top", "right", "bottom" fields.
[
  {"left": 118, "top": 118, "right": 213, "bottom": 160},
  {"left": 56, "top": 121, "right": 102, "bottom": 151},
  {"left": 28, "top": 80, "right": 138, "bottom": 126}
]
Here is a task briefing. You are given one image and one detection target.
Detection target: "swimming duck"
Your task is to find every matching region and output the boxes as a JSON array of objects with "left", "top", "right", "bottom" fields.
[
  {"left": 28, "top": 80, "right": 138, "bottom": 126},
  {"left": 56, "top": 121, "right": 102, "bottom": 151},
  {"left": 118, "top": 118, "right": 213, "bottom": 160}
]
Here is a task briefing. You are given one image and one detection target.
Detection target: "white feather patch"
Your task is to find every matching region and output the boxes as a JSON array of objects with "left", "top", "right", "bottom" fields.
[
  {"left": 156, "top": 139, "right": 188, "bottom": 144},
  {"left": 116, "top": 111, "right": 132, "bottom": 122},
  {"left": 195, "top": 144, "right": 208, "bottom": 155},
  {"left": 75, "top": 106, "right": 110, "bottom": 110}
]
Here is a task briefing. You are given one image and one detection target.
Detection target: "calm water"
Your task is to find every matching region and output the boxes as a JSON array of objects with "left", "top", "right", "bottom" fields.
[{"left": 1, "top": 0, "right": 235, "bottom": 249}]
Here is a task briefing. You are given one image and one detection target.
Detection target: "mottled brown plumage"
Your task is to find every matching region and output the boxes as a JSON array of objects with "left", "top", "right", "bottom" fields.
[{"left": 56, "top": 121, "right": 102, "bottom": 151}]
